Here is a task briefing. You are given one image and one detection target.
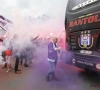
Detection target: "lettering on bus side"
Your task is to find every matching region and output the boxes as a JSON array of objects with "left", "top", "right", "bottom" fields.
[{"left": 69, "top": 14, "right": 100, "bottom": 27}]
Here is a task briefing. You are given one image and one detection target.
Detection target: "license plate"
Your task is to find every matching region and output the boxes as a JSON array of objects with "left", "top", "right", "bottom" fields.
[{"left": 80, "top": 50, "right": 92, "bottom": 54}]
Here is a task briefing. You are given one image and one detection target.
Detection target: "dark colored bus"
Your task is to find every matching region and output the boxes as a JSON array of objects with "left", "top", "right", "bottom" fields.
[{"left": 65, "top": 0, "right": 100, "bottom": 71}]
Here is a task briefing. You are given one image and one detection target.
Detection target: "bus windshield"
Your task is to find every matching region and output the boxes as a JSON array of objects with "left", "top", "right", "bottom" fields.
[
  {"left": 68, "top": 0, "right": 86, "bottom": 10},
  {"left": 68, "top": 0, "right": 99, "bottom": 11}
]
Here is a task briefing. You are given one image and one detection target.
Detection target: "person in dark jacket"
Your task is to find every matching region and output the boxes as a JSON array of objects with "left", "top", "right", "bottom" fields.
[
  {"left": 24, "top": 43, "right": 33, "bottom": 67},
  {"left": 13, "top": 34, "right": 21, "bottom": 74},
  {"left": 46, "top": 37, "right": 61, "bottom": 81}
]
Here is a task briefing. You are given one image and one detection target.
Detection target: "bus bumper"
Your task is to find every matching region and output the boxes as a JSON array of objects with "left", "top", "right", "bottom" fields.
[{"left": 71, "top": 53, "right": 100, "bottom": 71}]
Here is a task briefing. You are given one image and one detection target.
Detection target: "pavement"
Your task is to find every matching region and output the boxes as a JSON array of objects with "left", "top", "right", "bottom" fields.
[{"left": 0, "top": 58, "right": 100, "bottom": 90}]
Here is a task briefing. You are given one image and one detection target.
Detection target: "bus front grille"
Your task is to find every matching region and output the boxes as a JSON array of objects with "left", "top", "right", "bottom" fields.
[{"left": 70, "top": 35, "right": 77, "bottom": 50}]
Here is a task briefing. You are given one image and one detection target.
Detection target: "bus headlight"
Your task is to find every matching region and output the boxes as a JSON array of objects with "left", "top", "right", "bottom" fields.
[
  {"left": 72, "top": 59, "right": 76, "bottom": 64},
  {"left": 96, "top": 63, "right": 100, "bottom": 70}
]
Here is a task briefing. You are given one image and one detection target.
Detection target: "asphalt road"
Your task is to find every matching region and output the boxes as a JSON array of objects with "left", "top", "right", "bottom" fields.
[{"left": 0, "top": 58, "right": 100, "bottom": 90}]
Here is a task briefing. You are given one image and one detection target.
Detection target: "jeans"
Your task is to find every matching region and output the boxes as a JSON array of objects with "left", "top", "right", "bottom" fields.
[
  {"left": 14, "top": 55, "right": 20, "bottom": 72},
  {"left": 2, "top": 51, "right": 7, "bottom": 68},
  {"left": 24, "top": 55, "right": 28, "bottom": 65},
  {"left": 47, "top": 61, "right": 56, "bottom": 78},
  {"left": 24, "top": 54, "right": 33, "bottom": 65}
]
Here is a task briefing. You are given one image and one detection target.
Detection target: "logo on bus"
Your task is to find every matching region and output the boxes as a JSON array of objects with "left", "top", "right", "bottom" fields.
[{"left": 78, "top": 31, "right": 93, "bottom": 49}]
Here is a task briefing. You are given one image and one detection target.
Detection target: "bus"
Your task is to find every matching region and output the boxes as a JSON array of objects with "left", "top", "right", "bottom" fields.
[{"left": 65, "top": 0, "right": 100, "bottom": 71}]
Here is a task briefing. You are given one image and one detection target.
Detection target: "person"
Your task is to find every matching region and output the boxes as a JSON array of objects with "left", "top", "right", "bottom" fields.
[
  {"left": 24, "top": 44, "right": 33, "bottom": 67},
  {"left": 6, "top": 47, "right": 13, "bottom": 72},
  {"left": 5, "top": 37, "right": 13, "bottom": 72},
  {"left": 1, "top": 35, "right": 12, "bottom": 70},
  {"left": 46, "top": 37, "right": 61, "bottom": 81},
  {"left": 24, "top": 46, "right": 30, "bottom": 67},
  {"left": 13, "top": 34, "right": 21, "bottom": 74},
  {"left": 0, "top": 37, "right": 7, "bottom": 69}
]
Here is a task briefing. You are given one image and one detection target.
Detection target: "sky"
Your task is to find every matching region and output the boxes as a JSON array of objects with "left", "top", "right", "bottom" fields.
[{"left": 0, "top": 0, "right": 68, "bottom": 38}]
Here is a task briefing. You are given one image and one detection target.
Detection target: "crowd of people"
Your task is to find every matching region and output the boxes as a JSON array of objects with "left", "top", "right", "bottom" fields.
[
  {"left": 0, "top": 33, "right": 38, "bottom": 74},
  {"left": 0, "top": 33, "right": 65, "bottom": 82}
]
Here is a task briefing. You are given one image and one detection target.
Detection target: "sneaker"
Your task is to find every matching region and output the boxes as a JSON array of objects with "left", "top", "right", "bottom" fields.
[{"left": 6, "top": 69, "right": 10, "bottom": 72}]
